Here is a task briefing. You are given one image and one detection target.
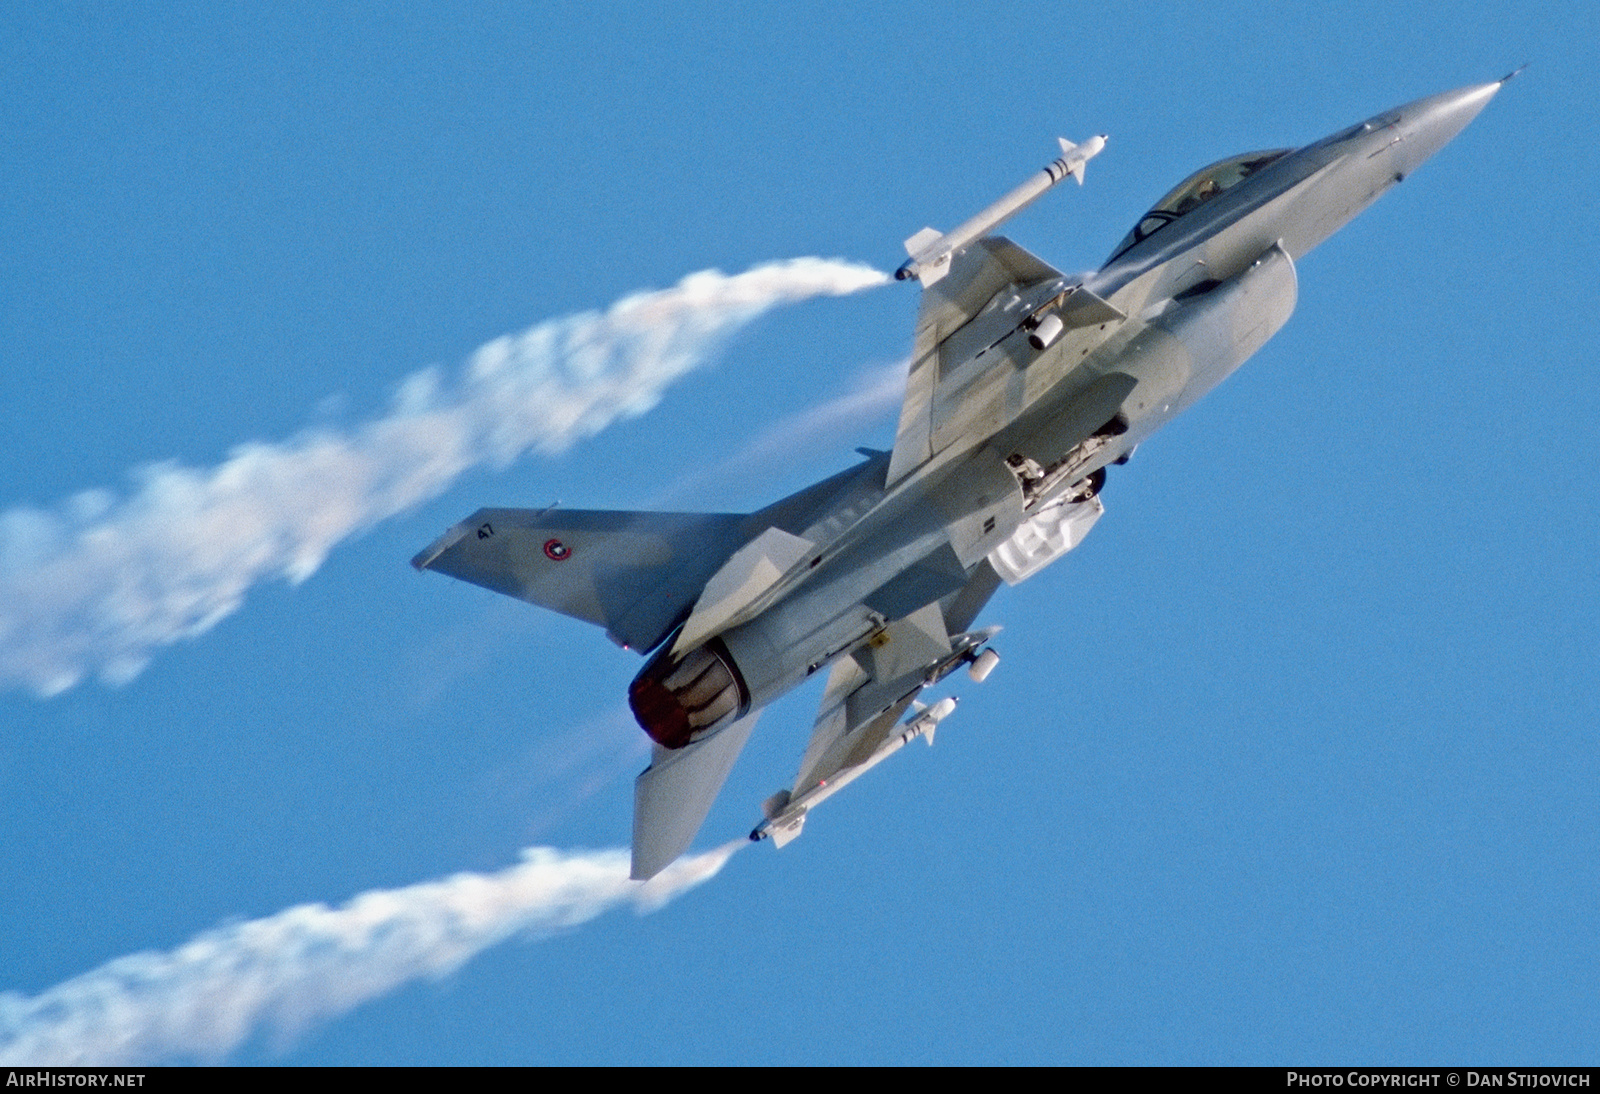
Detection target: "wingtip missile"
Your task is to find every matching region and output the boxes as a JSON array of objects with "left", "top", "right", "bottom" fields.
[
  {"left": 895, "top": 134, "right": 1107, "bottom": 283},
  {"left": 749, "top": 695, "right": 961, "bottom": 845}
]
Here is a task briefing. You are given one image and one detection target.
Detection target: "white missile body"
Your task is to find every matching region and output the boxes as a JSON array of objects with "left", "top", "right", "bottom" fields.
[
  {"left": 751, "top": 697, "right": 959, "bottom": 847},
  {"left": 896, "top": 134, "right": 1107, "bottom": 285}
]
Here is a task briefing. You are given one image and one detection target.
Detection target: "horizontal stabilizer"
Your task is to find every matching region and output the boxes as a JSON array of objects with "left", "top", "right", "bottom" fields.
[
  {"left": 413, "top": 507, "right": 749, "bottom": 653},
  {"left": 632, "top": 710, "right": 761, "bottom": 880}
]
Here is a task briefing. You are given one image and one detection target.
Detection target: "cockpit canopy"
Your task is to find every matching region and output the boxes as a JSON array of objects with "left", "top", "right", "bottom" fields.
[{"left": 1107, "top": 148, "right": 1293, "bottom": 263}]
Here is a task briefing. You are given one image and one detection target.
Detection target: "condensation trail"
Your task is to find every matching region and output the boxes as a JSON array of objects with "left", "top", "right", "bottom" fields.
[
  {"left": 0, "top": 841, "right": 745, "bottom": 1065},
  {"left": 648, "top": 358, "right": 906, "bottom": 507},
  {"left": 0, "top": 259, "right": 888, "bottom": 696}
]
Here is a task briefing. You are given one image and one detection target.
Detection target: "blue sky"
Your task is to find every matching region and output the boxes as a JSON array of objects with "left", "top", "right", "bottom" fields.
[{"left": 2, "top": 2, "right": 1596, "bottom": 1065}]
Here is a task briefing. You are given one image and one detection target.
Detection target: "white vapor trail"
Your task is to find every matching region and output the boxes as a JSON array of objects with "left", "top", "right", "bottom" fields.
[
  {"left": 649, "top": 358, "right": 907, "bottom": 508},
  {"left": 0, "top": 841, "right": 745, "bottom": 1065},
  {"left": 0, "top": 258, "right": 889, "bottom": 696}
]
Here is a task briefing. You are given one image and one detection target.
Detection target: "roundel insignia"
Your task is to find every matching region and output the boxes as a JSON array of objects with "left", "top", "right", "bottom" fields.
[{"left": 543, "top": 538, "right": 571, "bottom": 561}]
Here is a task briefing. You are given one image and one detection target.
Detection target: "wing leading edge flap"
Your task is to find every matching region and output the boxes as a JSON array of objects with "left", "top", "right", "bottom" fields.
[
  {"left": 632, "top": 709, "right": 761, "bottom": 880},
  {"left": 886, "top": 237, "right": 1065, "bottom": 487},
  {"left": 413, "top": 507, "right": 749, "bottom": 653}
]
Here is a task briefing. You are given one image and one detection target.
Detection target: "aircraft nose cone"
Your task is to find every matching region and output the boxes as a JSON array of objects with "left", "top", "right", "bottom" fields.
[{"left": 1389, "top": 81, "right": 1502, "bottom": 176}]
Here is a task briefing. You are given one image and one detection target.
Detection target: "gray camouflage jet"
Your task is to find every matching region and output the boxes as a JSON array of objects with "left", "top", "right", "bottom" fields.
[{"left": 413, "top": 77, "right": 1510, "bottom": 879}]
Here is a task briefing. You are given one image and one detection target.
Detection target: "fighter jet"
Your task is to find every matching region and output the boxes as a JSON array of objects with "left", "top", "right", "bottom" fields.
[{"left": 413, "top": 77, "right": 1510, "bottom": 879}]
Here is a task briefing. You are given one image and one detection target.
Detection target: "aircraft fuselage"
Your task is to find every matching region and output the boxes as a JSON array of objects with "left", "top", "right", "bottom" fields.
[{"left": 631, "top": 81, "right": 1505, "bottom": 747}]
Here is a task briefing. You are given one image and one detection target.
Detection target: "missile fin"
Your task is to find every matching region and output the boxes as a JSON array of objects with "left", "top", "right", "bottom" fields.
[
  {"left": 1059, "top": 136, "right": 1083, "bottom": 182},
  {"left": 904, "top": 226, "right": 942, "bottom": 258},
  {"left": 768, "top": 810, "right": 806, "bottom": 848}
]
